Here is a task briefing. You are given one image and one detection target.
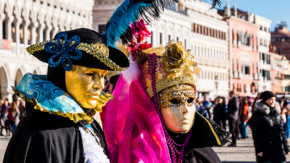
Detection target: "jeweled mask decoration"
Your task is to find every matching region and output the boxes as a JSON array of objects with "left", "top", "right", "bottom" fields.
[{"left": 159, "top": 84, "right": 195, "bottom": 109}]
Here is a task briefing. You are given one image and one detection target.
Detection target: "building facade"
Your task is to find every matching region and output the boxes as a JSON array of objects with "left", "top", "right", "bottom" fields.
[
  {"left": 219, "top": 4, "right": 259, "bottom": 97},
  {"left": 93, "top": 1, "right": 230, "bottom": 99},
  {"left": 0, "top": 0, "right": 94, "bottom": 101},
  {"left": 271, "top": 21, "right": 290, "bottom": 60},
  {"left": 255, "top": 15, "right": 272, "bottom": 92},
  {"left": 270, "top": 52, "right": 283, "bottom": 94},
  {"left": 281, "top": 56, "right": 290, "bottom": 93}
]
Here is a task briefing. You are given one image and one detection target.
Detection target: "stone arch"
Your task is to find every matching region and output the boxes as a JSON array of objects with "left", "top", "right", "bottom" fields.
[
  {"left": 14, "top": 68, "right": 24, "bottom": 86},
  {"left": 32, "top": 70, "right": 38, "bottom": 75},
  {"left": 0, "top": 0, "right": 6, "bottom": 14},
  {"left": 4, "top": 1, "right": 12, "bottom": 16},
  {"left": 0, "top": 64, "right": 11, "bottom": 100},
  {"left": 32, "top": 66, "right": 42, "bottom": 75}
]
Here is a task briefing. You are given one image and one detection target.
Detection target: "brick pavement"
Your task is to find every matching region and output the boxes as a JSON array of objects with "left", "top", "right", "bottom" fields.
[
  {"left": 213, "top": 127, "right": 290, "bottom": 163},
  {"left": 0, "top": 136, "right": 10, "bottom": 163}
]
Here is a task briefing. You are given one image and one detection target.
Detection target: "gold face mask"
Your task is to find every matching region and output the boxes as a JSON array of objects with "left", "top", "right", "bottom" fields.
[
  {"left": 65, "top": 65, "right": 108, "bottom": 109},
  {"left": 159, "top": 84, "right": 196, "bottom": 134}
]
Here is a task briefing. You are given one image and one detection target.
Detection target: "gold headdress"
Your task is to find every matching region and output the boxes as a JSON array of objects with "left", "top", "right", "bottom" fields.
[{"left": 139, "top": 40, "right": 201, "bottom": 98}]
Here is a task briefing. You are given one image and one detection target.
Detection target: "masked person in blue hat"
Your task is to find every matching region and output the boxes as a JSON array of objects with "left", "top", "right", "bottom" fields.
[{"left": 3, "top": 28, "right": 130, "bottom": 163}]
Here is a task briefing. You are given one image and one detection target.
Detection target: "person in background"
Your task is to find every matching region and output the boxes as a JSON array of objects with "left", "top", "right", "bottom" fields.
[
  {"left": 248, "top": 97, "right": 253, "bottom": 112},
  {"left": 8, "top": 95, "right": 20, "bottom": 133},
  {"left": 195, "top": 99, "right": 201, "bottom": 111},
  {"left": 0, "top": 99, "right": 2, "bottom": 136},
  {"left": 213, "top": 97, "right": 226, "bottom": 129},
  {"left": 280, "top": 96, "right": 287, "bottom": 109},
  {"left": 223, "top": 98, "right": 229, "bottom": 131},
  {"left": 227, "top": 91, "right": 239, "bottom": 147},
  {"left": 281, "top": 100, "right": 290, "bottom": 139},
  {"left": 18, "top": 100, "right": 26, "bottom": 120},
  {"left": 251, "top": 91, "right": 289, "bottom": 163},
  {"left": 107, "top": 75, "right": 120, "bottom": 93},
  {"left": 202, "top": 95, "right": 213, "bottom": 119},
  {"left": 197, "top": 99, "right": 210, "bottom": 119},
  {"left": 240, "top": 97, "right": 249, "bottom": 139},
  {"left": 0, "top": 98, "right": 10, "bottom": 136},
  {"left": 252, "top": 93, "right": 261, "bottom": 112}
]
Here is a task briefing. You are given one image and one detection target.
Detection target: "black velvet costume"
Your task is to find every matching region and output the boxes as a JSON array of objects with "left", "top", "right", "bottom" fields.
[{"left": 4, "top": 103, "right": 108, "bottom": 163}]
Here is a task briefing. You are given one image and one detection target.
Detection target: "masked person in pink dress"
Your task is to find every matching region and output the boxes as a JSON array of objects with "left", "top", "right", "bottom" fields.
[{"left": 103, "top": 20, "right": 228, "bottom": 162}]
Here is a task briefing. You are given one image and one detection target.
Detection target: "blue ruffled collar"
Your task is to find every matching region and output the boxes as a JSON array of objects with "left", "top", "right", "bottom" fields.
[{"left": 13, "top": 73, "right": 94, "bottom": 124}]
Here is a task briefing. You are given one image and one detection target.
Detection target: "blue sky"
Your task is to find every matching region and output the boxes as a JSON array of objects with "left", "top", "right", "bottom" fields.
[{"left": 206, "top": 0, "right": 290, "bottom": 31}]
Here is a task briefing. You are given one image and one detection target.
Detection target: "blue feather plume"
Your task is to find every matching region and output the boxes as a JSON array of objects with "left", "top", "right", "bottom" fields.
[
  {"left": 102, "top": 0, "right": 222, "bottom": 48},
  {"left": 102, "top": 0, "right": 157, "bottom": 48}
]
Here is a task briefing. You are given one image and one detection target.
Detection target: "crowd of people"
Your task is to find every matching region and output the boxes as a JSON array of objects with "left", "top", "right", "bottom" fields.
[
  {"left": 197, "top": 90, "right": 290, "bottom": 162},
  {"left": 0, "top": 94, "right": 26, "bottom": 136},
  {"left": 196, "top": 91, "right": 251, "bottom": 146},
  {"left": 197, "top": 91, "right": 290, "bottom": 144}
]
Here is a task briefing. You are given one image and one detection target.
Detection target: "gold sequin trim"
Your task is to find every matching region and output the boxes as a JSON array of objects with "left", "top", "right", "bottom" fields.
[
  {"left": 26, "top": 40, "right": 129, "bottom": 71},
  {"left": 159, "top": 84, "right": 195, "bottom": 109},
  {"left": 146, "top": 74, "right": 196, "bottom": 98},
  {"left": 87, "top": 92, "right": 114, "bottom": 117}
]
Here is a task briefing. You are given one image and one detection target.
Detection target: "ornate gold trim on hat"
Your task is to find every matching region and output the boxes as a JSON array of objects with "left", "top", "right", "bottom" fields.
[
  {"left": 140, "top": 40, "right": 201, "bottom": 98},
  {"left": 26, "top": 40, "right": 128, "bottom": 71}
]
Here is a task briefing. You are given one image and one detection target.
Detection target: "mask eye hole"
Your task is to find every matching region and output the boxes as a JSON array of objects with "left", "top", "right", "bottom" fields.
[
  {"left": 170, "top": 99, "right": 180, "bottom": 104},
  {"left": 187, "top": 97, "right": 194, "bottom": 103},
  {"left": 86, "top": 73, "right": 94, "bottom": 76}
]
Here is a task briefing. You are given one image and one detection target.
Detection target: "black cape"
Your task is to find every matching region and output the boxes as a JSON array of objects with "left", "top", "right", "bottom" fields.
[{"left": 3, "top": 103, "right": 109, "bottom": 163}]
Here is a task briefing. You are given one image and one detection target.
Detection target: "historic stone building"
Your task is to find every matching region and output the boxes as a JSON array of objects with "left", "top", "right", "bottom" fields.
[
  {"left": 271, "top": 21, "right": 290, "bottom": 60},
  {"left": 93, "top": 0, "right": 230, "bottom": 99},
  {"left": 0, "top": 0, "right": 94, "bottom": 101}
]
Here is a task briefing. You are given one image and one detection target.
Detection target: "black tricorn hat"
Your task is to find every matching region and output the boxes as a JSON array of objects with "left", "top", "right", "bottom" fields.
[{"left": 26, "top": 28, "right": 129, "bottom": 71}]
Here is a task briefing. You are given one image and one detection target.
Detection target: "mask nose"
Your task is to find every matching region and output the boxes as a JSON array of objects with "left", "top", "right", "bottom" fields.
[
  {"left": 93, "top": 75, "right": 105, "bottom": 90},
  {"left": 180, "top": 104, "right": 190, "bottom": 115}
]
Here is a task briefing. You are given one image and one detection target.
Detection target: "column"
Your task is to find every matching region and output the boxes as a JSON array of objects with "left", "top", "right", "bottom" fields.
[
  {"left": 52, "top": 26, "right": 59, "bottom": 38},
  {"left": 155, "top": 21, "right": 159, "bottom": 47},
  {"left": 181, "top": 26, "right": 184, "bottom": 46},
  {"left": 164, "top": 21, "right": 168, "bottom": 43},
  {"left": 0, "top": 14, "right": 6, "bottom": 39},
  {"left": 38, "top": 22, "right": 44, "bottom": 42},
  {"left": 5, "top": 16, "right": 14, "bottom": 41},
  {"left": 23, "top": 20, "right": 30, "bottom": 46},
  {"left": 45, "top": 25, "right": 52, "bottom": 41},
  {"left": 14, "top": 18, "right": 22, "bottom": 55},
  {"left": 30, "top": 22, "right": 39, "bottom": 44}
]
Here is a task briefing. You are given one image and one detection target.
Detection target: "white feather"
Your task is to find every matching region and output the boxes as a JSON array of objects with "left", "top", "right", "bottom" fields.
[{"left": 122, "top": 56, "right": 140, "bottom": 83}]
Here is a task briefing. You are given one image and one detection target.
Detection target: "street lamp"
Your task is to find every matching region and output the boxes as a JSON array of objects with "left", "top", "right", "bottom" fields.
[{"left": 214, "top": 75, "right": 218, "bottom": 97}]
